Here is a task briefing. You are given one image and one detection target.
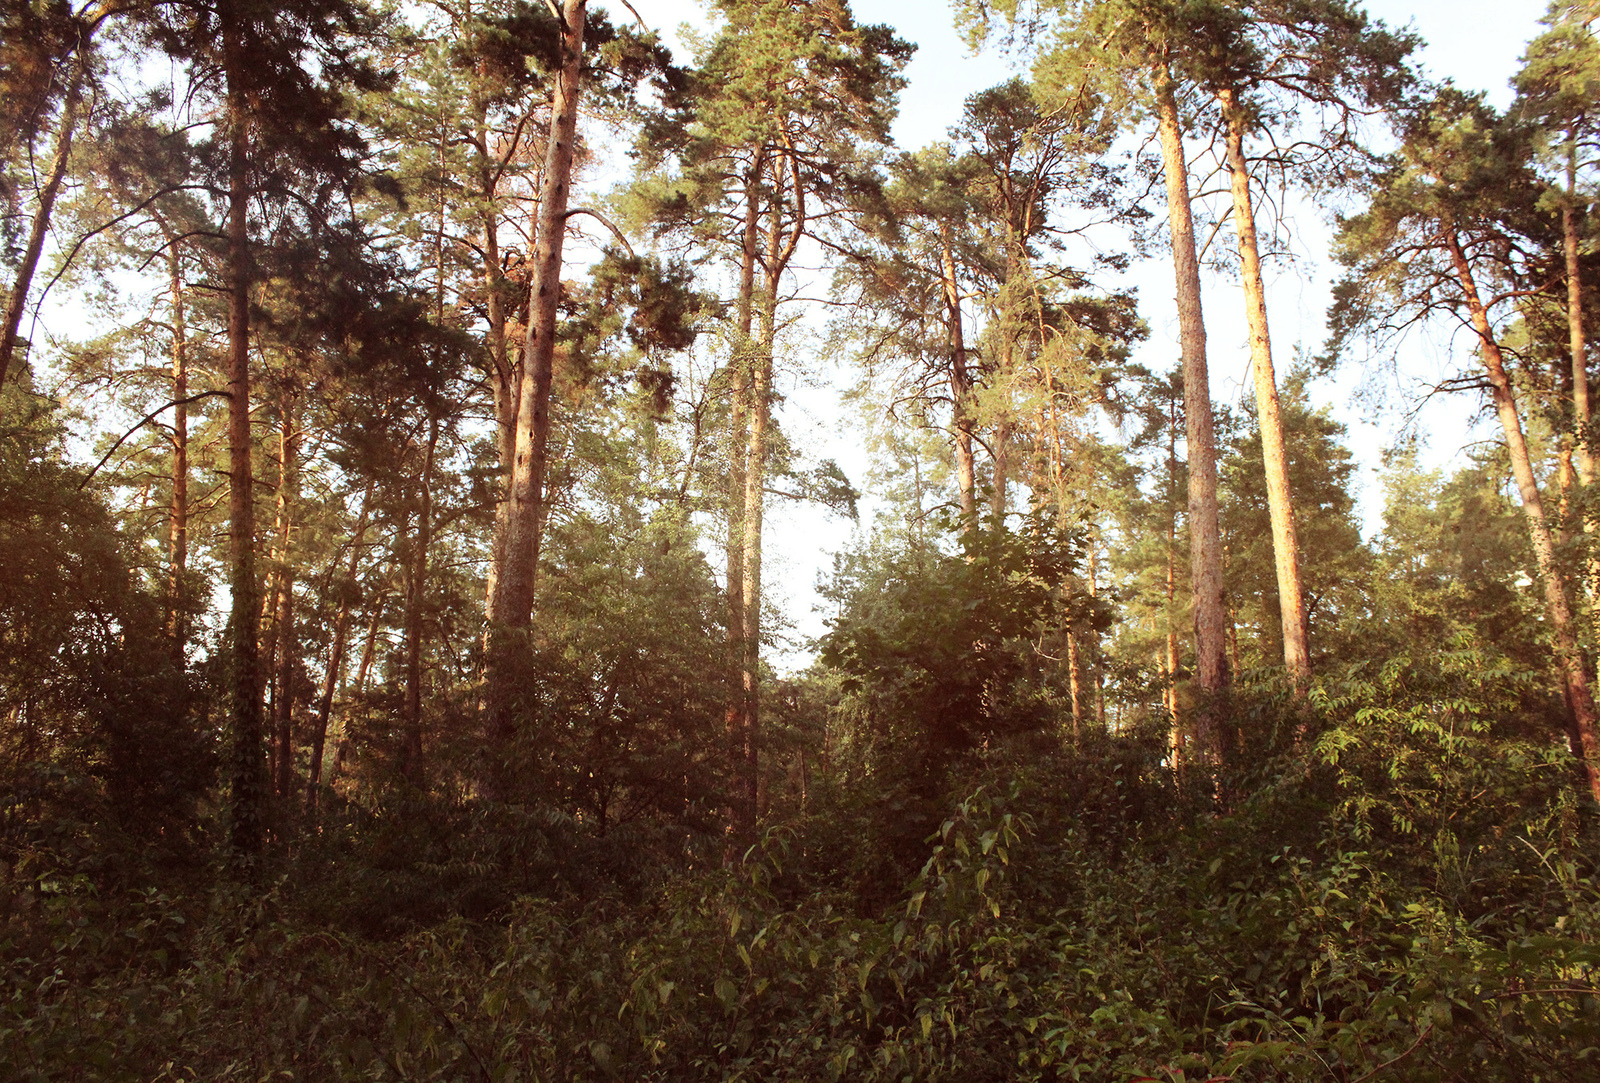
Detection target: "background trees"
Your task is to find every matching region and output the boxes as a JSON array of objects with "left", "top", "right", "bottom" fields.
[{"left": 1, "top": 1, "right": 1598, "bottom": 1077}]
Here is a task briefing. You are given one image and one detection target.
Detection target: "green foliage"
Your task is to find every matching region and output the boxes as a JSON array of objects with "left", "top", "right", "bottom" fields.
[
  {"left": 5, "top": 658, "right": 1597, "bottom": 1080},
  {"left": 820, "top": 513, "right": 1101, "bottom": 766},
  {"left": 0, "top": 382, "right": 210, "bottom": 855},
  {"left": 1220, "top": 370, "right": 1370, "bottom": 670}
]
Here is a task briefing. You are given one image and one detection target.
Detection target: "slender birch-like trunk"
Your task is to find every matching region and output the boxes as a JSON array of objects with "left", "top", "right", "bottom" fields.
[
  {"left": 401, "top": 419, "right": 438, "bottom": 782},
  {"left": 271, "top": 396, "right": 299, "bottom": 810},
  {"left": 329, "top": 601, "right": 385, "bottom": 790},
  {"left": 725, "top": 158, "right": 761, "bottom": 842}
]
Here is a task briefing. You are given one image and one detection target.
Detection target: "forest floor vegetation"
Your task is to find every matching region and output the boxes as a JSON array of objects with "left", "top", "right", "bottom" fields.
[{"left": 2, "top": 657, "right": 1597, "bottom": 1081}]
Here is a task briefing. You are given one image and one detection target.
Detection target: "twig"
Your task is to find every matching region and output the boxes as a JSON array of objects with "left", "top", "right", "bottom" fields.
[{"left": 1349, "top": 1024, "right": 1433, "bottom": 1083}]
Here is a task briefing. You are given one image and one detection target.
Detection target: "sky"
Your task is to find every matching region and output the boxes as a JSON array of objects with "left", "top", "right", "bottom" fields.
[{"left": 619, "top": 0, "right": 1555, "bottom": 669}]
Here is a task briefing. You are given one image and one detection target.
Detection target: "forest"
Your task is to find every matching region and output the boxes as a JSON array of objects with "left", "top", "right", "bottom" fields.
[{"left": 2, "top": 0, "right": 1599, "bottom": 1077}]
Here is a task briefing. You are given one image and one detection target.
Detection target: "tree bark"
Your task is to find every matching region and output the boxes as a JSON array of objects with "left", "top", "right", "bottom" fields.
[
  {"left": 1447, "top": 228, "right": 1600, "bottom": 803},
  {"left": 1566, "top": 150, "right": 1594, "bottom": 489},
  {"left": 1155, "top": 70, "right": 1230, "bottom": 738},
  {"left": 223, "top": 15, "right": 266, "bottom": 867},
  {"left": 990, "top": 417, "right": 1010, "bottom": 517},
  {"left": 0, "top": 48, "right": 86, "bottom": 391},
  {"left": 733, "top": 147, "right": 804, "bottom": 841},
  {"left": 483, "top": 0, "right": 586, "bottom": 791},
  {"left": 1219, "top": 86, "right": 1309, "bottom": 688},
  {"left": 941, "top": 228, "right": 977, "bottom": 529},
  {"left": 725, "top": 156, "right": 761, "bottom": 843},
  {"left": 1165, "top": 390, "right": 1183, "bottom": 754},
  {"left": 307, "top": 496, "right": 371, "bottom": 814},
  {"left": 401, "top": 418, "right": 438, "bottom": 783},
  {"left": 329, "top": 600, "right": 385, "bottom": 791},
  {"left": 163, "top": 229, "right": 189, "bottom": 661},
  {"left": 271, "top": 397, "right": 299, "bottom": 808}
]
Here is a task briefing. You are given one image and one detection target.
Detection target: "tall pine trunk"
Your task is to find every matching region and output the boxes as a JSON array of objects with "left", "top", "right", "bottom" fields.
[
  {"left": 732, "top": 148, "right": 804, "bottom": 842},
  {"left": 1219, "top": 87, "right": 1309, "bottom": 688},
  {"left": 1155, "top": 69, "right": 1229, "bottom": 753},
  {"left": 223, "top": 16, "right": 266, "bottom": 867},
  {"left": 1446, "top": 228, "right": 1600, "bottom": 803},
  {"left": 484, "top": 0, "right": 586, "bottom": 794}
]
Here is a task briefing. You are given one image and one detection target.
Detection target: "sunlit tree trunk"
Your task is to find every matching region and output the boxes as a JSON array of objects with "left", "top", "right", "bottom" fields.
[
  {"left": 1220, "top": 86, "right": 1309, "bottom": 689},
  {"left": 990, "top": 417, "right": 1010, "bottom": 517},
  {"left": 723, "top": 157, "right": 762, "bottom": 844},
  {"left": 1155, "top": 68, "right": 1229, "bottom": 755},
  {"left": 1566, "top": 147, "right": 1594, "bottom": 489},
  {"left": 734, "top": 148, "right": 803, "bottom": 839},
  {"left": 1447, "top": 228, "right": 1600, "bottom": 803},
  {"left": 1156, "top": 72, "right": 1224, "bottom": 677}
]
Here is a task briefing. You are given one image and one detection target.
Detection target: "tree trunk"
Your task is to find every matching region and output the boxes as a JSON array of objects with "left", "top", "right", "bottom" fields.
[
  {"left": 1165, "top": 391, "right": 1182, "bottom": 754},
  {"left": 1447, "top": 228, "right": 1600, "bottom": 803},
  {"left": 1566, "top": 150, "right": 1594, "bottom": 489},
  {"left": 481, "top": 174, "right": 515, "bottom": 624},
  {"left": 990, "top": 417, "right": 1010, "bottom": 517},
  {"left": 307, "top": 496, "right": 371, "bottom": 814},
  {"left": 273, "top": 568, "right": 295, "bottom": 805},
  {"left": 329, "top": 600, "right": 385, "bottom": 791},
  {"left": 1219, "top": 86, "right": 1309, "bottom": 688},
  {"left": 0, "top": 49, "right": 86, "bottom": 391},
  {"left": 484, "top": 0, "right": 586, "bottom": 790},
  {"left": 400, "top": 418, "right": 438, "bottom": 783},
  {"left": 1066, "top": 632, "right": 1083, "bottom": 742},
  {"left": 733, "top": 147, "right": 804, "bottom": 842},
  {"left": 725, "top": 157, "right": 761, "bottom": 844},
  {"left": 941, "top": 228, "right": 977, "bottom": 529},
  {"left": 1155, "top": 69, "right": 1230, "bottom": 746},
  {"left": 223, "top": 17, "right": 266, "bottom": 868},
  {"left": 272, "top": 397, "right": 299, "bottom": 809},
  {"left": 164, "top": 230, "right": 189, "bottom": 661}
]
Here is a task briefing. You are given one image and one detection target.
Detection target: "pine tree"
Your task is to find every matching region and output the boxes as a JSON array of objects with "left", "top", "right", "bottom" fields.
[
  {"left": 627, "top": 0, "right": 908, "bottom": 840},
  {"left": 1332, "top": 87, "right": 1600, "bottom": 802}
]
